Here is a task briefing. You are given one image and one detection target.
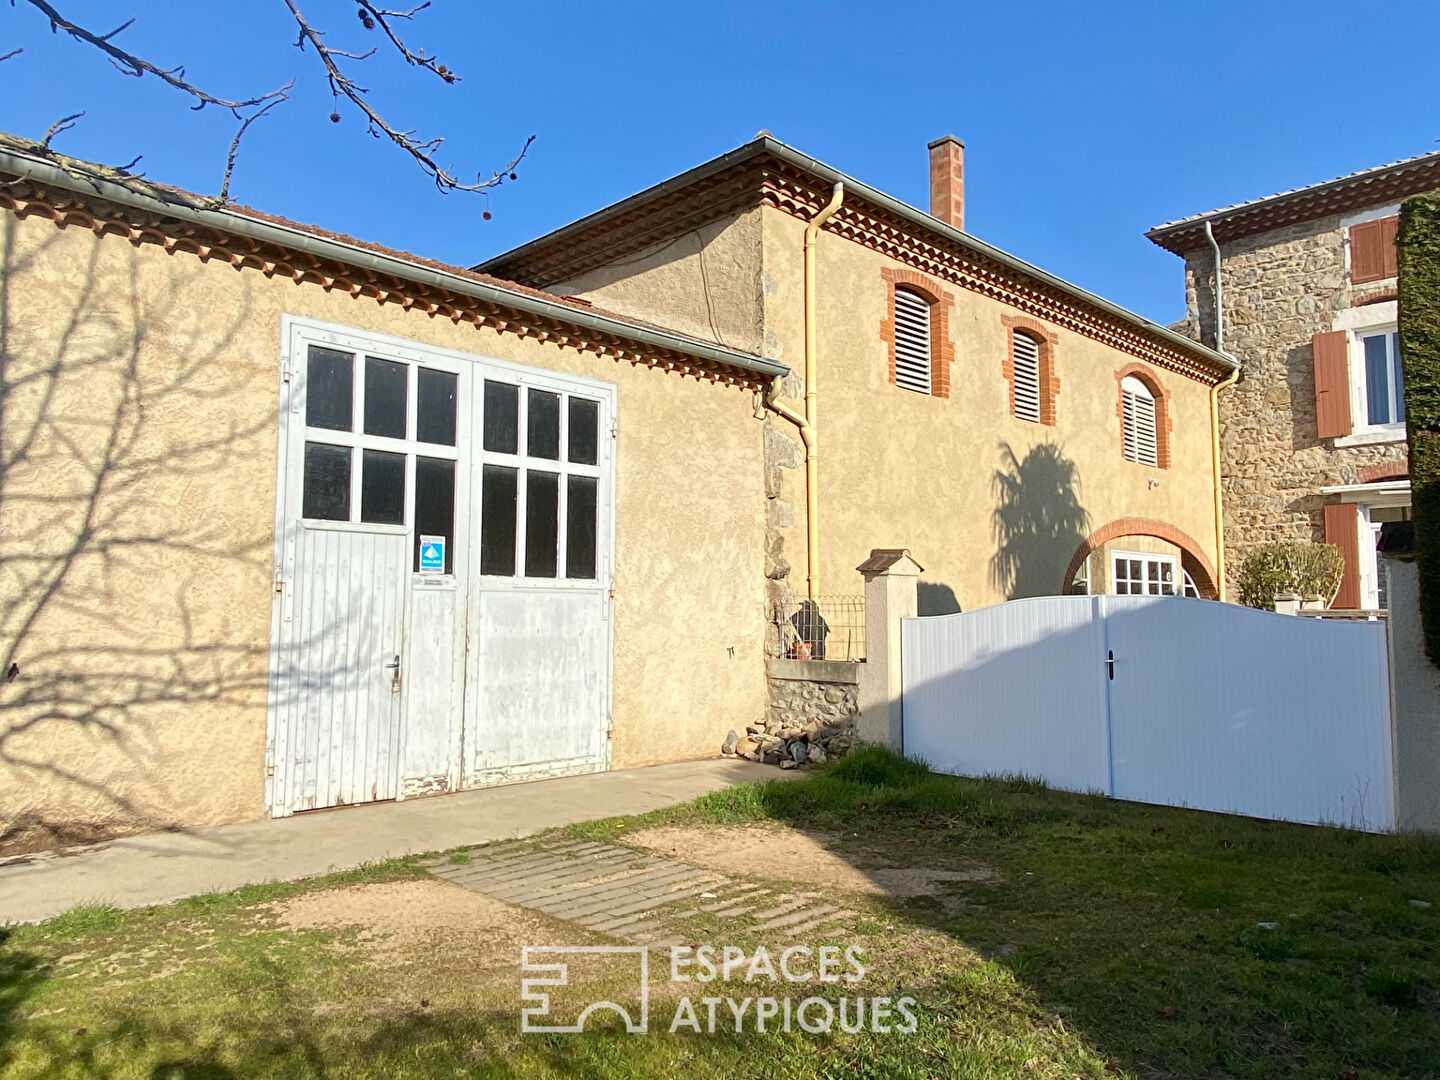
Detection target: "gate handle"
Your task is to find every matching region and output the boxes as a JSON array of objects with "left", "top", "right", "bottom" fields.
[
  {"left": 1106, "top": 650, "right": 1115, "bottom": 680},
  {"left": 385, "top": 653, "right": 401, "bottom": 690}
]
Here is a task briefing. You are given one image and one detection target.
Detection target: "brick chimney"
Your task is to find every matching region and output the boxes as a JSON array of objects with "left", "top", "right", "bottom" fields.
[{"left": 928, "top": 135, "right": 965, "bottom": 230}]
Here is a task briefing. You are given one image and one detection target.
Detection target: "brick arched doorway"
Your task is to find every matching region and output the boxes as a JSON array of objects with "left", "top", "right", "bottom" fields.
[{"left": 1062, "top": 518, "right": 1218, "bottom": 599}]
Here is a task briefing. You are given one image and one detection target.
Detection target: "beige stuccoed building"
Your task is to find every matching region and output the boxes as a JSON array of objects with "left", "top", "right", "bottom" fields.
[
  {"left": 0, "top": 132, "right": 1232, "bottom": 853},
  {"left": 482, "top": 135, "right": 1237, "bottom": 618},
  {"left": 1148, "top": 150, "right": 1440, "bottom": 607}
]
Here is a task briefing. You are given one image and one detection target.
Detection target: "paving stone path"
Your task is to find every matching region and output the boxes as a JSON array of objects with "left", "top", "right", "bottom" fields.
[{"left": 427, "top": 838, "right": 857, "bottom": 947}]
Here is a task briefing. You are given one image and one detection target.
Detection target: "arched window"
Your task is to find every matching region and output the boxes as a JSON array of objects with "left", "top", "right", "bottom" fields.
[
  {"left": 1011, "top": 330, "right": 1042, "bottom": 422},
  {"left": 1121, "top": 375, "right": 1159, "bottom": 466},
  {"left": 892, "top": 286, "right": 933, "bottom": 395}
]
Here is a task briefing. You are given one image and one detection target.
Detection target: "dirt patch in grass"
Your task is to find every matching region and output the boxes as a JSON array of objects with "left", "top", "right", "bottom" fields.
[
  {"left": 623, "top": 823, "right": 996, "bottom": 898},
  {"left": 273, "top": 879, "right": 542, "bottom": 961}
]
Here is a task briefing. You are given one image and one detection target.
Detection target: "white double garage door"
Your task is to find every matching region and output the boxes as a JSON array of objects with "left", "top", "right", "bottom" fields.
[{"left": 266, "top": 318, "right": 614, "bottom": 816}]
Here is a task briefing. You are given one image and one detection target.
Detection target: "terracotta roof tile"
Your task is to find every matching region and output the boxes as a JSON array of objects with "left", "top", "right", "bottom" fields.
[
  {"left": 0, "top": 132, "right": 756, "bottom": 357},
  {"left": 1148, "top": 148, "right": 1440, "bottom": 254}
]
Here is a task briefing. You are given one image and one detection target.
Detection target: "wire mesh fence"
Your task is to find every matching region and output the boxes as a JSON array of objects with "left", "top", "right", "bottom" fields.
[{"left": 771, "top": 595, "right": 866, "bottom": 662}]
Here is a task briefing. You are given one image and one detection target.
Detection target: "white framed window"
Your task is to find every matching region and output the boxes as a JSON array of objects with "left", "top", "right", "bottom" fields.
[
  {"left": 1011, "top": 330, "right": 1042, "bottom": 422},
  {"left": 1112, "top": 551, "right": 1179, "bottom": 596},
  {"left": 1360, "top": 503, "right": 1411, "bottom": 610},
  {"left": 892, "top": 286, "right": 933, "bottom": 395},
  {"left": 1121, "top": 375, "right": 1158, "bottom": 466},
  {"left": 1357, "top": 327, "right": 1404, "bottom": 429},
  {"left": 476, "top": 378, "right": 606, "bottom": 583}
]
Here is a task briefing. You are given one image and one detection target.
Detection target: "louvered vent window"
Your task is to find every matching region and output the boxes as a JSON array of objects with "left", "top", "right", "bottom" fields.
[
  {"left": 892, "top": 286, "right": 933, "bottom": 395},
  {"left": 1121, "top": 375, "right": 1158, "bottom": 467},
  {"left": 1012, "top": 331, "right": 1041, "bottom": 422}
]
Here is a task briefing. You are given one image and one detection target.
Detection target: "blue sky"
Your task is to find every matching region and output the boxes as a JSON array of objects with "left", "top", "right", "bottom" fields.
[{"left": 4, "top": 1, "right": 1439, "bottom": 324}]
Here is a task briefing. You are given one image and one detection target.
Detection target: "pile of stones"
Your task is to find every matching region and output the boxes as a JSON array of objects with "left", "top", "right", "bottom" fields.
[{"left": 720, "top": 716, "right": 857, "bottom": 769}]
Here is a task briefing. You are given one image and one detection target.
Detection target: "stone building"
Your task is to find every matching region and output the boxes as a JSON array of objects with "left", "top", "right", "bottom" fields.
[{"left": 1148, "top": 150, "right": 1440, "bottom": 608}]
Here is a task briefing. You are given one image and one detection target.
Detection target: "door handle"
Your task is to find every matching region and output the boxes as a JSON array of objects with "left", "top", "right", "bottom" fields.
[
  {"left": 1106, "top": 650, "right": 1115, "bottom": 681},
  {"left": 385, "top": 653, "right": 401, "bottom": 691}
]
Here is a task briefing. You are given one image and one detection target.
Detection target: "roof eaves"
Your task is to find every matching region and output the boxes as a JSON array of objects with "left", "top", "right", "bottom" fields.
[
  {"left": 0, "top": 140, "right": 787, "bottom": 383},
  {"left": 475, "top": 139, "right": 773, "bottom": 275},
  {"left": 481, "top": 136, "right": 1235, "bottom": 377},
  {"left": 752, "top": 138, "right": 1237, "bottom": 375},
  {"left": 1146, "top": 148, "right": 1440, "bottom": 251}
]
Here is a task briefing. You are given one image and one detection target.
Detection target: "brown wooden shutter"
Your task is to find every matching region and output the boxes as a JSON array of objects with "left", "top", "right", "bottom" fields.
[
  {"left": 1350, "top": 216, "right": 1399, "bottom": 283},
  {"left": 1312, "top": 330, "right": 1352, "bottom": 438},
  {"left": 1323, "top": 502, "right": 1361, "bottom": 609}
]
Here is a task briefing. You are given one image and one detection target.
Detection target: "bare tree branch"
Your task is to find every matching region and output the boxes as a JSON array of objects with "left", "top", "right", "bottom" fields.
[
  {"left": 355, "top": 1, "right": 456, "bottom": 83},
  {"left": 0, "top": 47, "right": 22, "bottom": 63},
  {"left": 40, "top": 110, "right": 82, "bottom": 148},
  {"left": 19, "top": 0, "right": 292, "bottom": 112},
  {"left": 214, "top": 96, "right": 288, "bottom": 205},
  {"left": 11, "top": 0, "right": 534, "bottom": 203},
  {"left": 283, "top": 0, "right": 532, "bottom": 194}
]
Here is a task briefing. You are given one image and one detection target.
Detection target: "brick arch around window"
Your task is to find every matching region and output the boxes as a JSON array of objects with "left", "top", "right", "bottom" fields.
[
  {"left": 1000, "top": 314, "right": 1060, "bottom": 424},
  {"left": 1062, "top": 517, "right": 1218, "bottom": 599},
  {"left": 1114, "top": 362, "right": 1172, "bottom": 468},
  {"left": 880, "top": 267, "right": 954, "bottom": 398}
]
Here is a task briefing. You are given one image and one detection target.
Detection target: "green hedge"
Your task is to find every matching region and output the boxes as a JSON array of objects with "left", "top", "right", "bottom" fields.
[
  {"left": 1398, "top": 191, "right": 1440, "bottom": 665},
  {"left": 1237, "top": 541, "right": 1345, "bottom": 610}
]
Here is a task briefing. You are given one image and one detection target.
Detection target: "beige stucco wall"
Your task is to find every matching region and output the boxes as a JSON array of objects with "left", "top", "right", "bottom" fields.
[
  {"left": 550, "top": 207, "right": 765, "bottom": 356},
  {"left": 0, "top": 210, "right": 768, "bottom": 852},
  {"left": 760, "top": 209, "right": 1221, "bottom": 610}
]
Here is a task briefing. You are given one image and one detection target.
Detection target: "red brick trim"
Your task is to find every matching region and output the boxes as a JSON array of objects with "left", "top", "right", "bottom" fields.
[
  {"left": 1114, "top": 362, "right": 1172, "bottom": 469},
  {"left": 1353, "top": 288, "right": 1398, "bottom": 307},
  {"left": 0, "top": 174, "right": 773, "bottom": 393},
  {"left": 1357, "top": 459, "right": 1408, "bottom": 483},
  {"left": 880, "top": 267, "right": 955, "bottom": 398},
  {"left": 1063, "top": 518, "right": 1218, "bottom": 599},
  {"left": 1000, "top": 314, "right": 1060, "bottom": 425}
]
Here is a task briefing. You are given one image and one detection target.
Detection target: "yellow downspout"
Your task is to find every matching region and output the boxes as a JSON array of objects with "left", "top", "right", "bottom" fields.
[
  {"left": 1203, "top": 219, "right": 1239, "bottom": 603},
  {"left": 765, "top": 182, "right": 844, "bottom": 603},
  {"left": 1209, "top": 367, "right": 1239, "bottom": 601}
]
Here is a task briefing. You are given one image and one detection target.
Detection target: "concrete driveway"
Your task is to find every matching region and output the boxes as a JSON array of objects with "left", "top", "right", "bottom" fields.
[{"left": 0, "top": 758, "right": 779, "bottom": 924}]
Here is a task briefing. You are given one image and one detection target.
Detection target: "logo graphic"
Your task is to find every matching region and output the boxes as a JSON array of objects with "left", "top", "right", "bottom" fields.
[
  {"left": 418, "top": 534, "right": 446, "bottom": 574},
  {"left": 520, "top": 946, "right": 649, "bottom": 1033}
]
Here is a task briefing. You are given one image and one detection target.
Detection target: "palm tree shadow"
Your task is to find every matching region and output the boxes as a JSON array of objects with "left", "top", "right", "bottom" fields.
[{"left": 989, "top": 442, "right": 1090, "bottom": 599}]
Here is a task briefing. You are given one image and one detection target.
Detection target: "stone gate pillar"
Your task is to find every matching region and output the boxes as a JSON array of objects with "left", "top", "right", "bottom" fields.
[{"left": 856, "top": 549, "right": 923, "bottom": 752}]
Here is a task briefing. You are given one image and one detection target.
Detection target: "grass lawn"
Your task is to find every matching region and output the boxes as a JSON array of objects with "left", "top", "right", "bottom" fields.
[{"left": 2, "top": 748, "right": 1438, "bottom": 1079}]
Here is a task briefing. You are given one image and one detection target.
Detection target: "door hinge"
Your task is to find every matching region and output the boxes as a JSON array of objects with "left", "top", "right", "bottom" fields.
[
  {"left": 280, "top": 354, "right": 292, "bottom": 384},
  {"left": 610, "top": 418, "right": 618, "bottom": 439}
]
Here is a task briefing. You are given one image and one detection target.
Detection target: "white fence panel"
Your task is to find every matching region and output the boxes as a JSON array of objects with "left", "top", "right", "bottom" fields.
[
  {"left": 902, "top": 597, "right": 1111, "bottom": 793},
  {"left": 902, "top": 595, "right": 1395, "bottom": 832},
  {"left": 1103, "top": 596, "right": 1394, "bottom": 831}
]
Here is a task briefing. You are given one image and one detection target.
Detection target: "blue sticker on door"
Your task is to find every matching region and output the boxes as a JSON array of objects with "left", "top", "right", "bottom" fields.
[{"left": 419, "top": 535, "right": 446, "bottom": 574}]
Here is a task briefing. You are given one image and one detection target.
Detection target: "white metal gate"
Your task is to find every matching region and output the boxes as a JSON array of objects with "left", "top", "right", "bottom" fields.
[
  {"left": 903, "top": 596, "right": 1396, "bottom": 831},
  {"left": 267, "top": 319, "right": 615, "bottom": 816}
]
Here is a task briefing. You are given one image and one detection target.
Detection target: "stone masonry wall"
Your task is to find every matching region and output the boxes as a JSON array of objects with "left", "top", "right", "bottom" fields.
[
  {"left": 722, "top": 659, "right": 859, "bottom": 768},
  {"left": 1181, "top": 214, "right": 1408, "bottom": 594}
]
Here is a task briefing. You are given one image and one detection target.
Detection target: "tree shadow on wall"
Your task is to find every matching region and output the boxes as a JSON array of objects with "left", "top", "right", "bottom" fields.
[
  {"left": 916, "top": 581, "right": 961, "bottom": 616},
  {"left": 989, "top": 442, "right": 1090, "bottom": 600},
  {"left": 0, "top": 215, "right": 284, "bottom": 855}
]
